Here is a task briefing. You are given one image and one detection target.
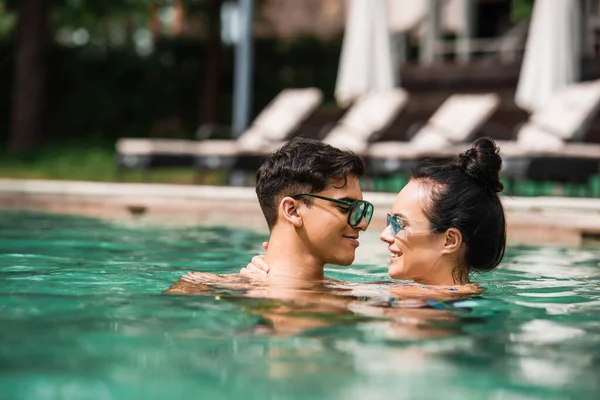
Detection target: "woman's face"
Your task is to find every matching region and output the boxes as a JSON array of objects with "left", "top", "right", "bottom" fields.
[{"left": 380, "top": 179, "right": 446, "bottom": 281}]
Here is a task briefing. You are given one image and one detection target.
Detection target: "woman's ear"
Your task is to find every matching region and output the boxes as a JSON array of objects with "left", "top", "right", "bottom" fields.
[
  {"left": 280, "top": 197, "right": 303, "bottom": 228},
  {"left": 441, "top": 227, "right": 463, "bottom": 255}
]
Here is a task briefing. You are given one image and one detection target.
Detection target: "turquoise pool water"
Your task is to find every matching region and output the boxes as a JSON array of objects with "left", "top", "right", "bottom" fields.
[{"left": 1, "top": 211, "right": 599, "bottom": 400}]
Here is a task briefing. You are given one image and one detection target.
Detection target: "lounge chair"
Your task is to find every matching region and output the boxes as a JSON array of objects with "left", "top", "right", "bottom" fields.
[
  {"left": 498, "top": 80, "right": 600, "bottom": 188},
  {"left": 321, "top": 89, "right": 409, "bottom": 155},
  {"left": 209, "top": 89, "right": 408, "bottom": 185},
  {"left": 366, "top": 93, "right": 501, "bottom": 176},
  {"left": 192, "top": 88, "right": 323, "bottom": 183},
  {"left": 116, "top": 138, "right": 201, "bottom": 177},
  {"left": 196, "top": 89, "right": 408, "bottom": 185},
  {"left": 116, "top": 88, "right": 323, "bottom": 179}
]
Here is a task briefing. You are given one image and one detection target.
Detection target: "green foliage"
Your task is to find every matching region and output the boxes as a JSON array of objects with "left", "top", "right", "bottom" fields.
[
  {"left": 0, "top": 142, "right": 206, "bottom": 183},
  {"left": 51, "top": 0, "right": 149, "bottom": 41},
  {"left": 511, "top": 0, "right": 535, "bottom": 22},
  {"left": 0, "top": 142, "right": 117, "bottom": 181},
  {"left": 0, "top": 35, "right": 342, "bottom": 145},
  {"left": 0, "top": 5, "right": 15, "bottom": 37},
  {"left": 0, "top": 0, "right": 342, "bottom": 151},
  {"left": 0, "top": 0, "right": 235, "bottom": 40}
]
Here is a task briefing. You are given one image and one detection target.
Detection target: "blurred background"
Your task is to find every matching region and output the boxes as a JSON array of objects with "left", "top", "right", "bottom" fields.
[{"left": 1, "top": 0, "right": 599, "bottom": 196}]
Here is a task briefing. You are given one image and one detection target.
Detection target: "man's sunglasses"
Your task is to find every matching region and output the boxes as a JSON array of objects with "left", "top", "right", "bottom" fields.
[{"left": 292, "top": 193, "right": 374, "bottom": 228}]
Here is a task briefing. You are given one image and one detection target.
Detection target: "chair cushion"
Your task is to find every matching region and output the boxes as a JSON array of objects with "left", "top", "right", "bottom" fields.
[
  {"left": 337, "top": 89, "right": 408, "bottom": 140},
  {"left": 250, "top": 88, "right": 323, "bottom": 141},
  {"left": 427, "top": 93, "right": 500, "bottom": 143},
  {"left": 531, "top": 81, "right": 600, "bottom": 140},
  {"left": 411, "top": 126, "right": 453, "bottom": 150},
  {"left": 517, "top": 124, "right": 565, "bottom": 151}
]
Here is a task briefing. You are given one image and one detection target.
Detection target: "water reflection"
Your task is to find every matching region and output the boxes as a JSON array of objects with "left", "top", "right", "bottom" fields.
[{"left": 1, "top": 212, "right": 600, "bottom": 399}]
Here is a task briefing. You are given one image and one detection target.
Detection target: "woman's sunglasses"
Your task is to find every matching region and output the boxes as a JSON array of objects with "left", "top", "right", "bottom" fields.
[
  {"left": 386, "top": 213, "right": 442, "bottom": 237},
  {"left": 292, "top": 193, "right": 374, "bottom": 228}
]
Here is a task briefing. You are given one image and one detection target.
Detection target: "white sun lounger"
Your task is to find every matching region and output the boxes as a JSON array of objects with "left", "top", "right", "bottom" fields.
[
  {"left": 498, "top": 80, "right": 600, "bottom": 183},
  {"left": 194, "top": 88, "right": 324, "bottom": 157},
  {"left": 116, "top": 88, "right": 323, "bottom": 173},
  {"left": 366, "top": 93, "right": 500, "bottom": 175},
  {"left": 321, "top": 89, "right": 409, "bottom": 155},
  {"left": 498, "top": 80, "right": 600, "bottom": 157}
]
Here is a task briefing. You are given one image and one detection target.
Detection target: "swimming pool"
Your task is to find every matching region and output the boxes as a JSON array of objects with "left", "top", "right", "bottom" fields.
[{"left": 1, "top": 211, "right": 599, "bottom": 399}]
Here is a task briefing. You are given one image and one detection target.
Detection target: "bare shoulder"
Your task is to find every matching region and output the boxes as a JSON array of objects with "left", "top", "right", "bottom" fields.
[
  {"left": 178, "top": 271, "right": 264, "bottom": 292},
  {"left": 163, "top": 272, "right": 252, "bottom": 295},
  {"left": 163, "top": 277, "right": 213, "bottom": 295},
  {"left": 388, "top": 283, "right": 484, "bottom": 300},
  {"left": 182, "top": 271, "right": 244, "bottom": 284}
]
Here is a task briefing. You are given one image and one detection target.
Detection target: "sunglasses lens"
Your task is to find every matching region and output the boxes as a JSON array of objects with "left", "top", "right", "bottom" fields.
[
  {"left": 364, "top": 203, "right": 374, "bottom": 225},
  {"left": 349, "top": 202, "right": 365, "bottom": 226},
  {"left": 387, "top": 214, "right": 400, "bottom": 235}
]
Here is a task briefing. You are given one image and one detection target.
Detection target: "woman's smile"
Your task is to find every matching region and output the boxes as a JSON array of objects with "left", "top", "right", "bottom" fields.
[{"left": 389, "top": 247, "right": 402, "bottom": 261}]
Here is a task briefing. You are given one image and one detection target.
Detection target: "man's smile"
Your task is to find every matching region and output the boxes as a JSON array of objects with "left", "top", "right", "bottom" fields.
[{"left": 343, "top": 235, "right": 360, "bottom": 247}]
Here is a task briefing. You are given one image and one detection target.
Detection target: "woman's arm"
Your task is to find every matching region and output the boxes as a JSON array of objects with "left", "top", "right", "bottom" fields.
[
  {"left": 240, "top": 241, "right": 270, "bottom": 278},
  {"left": 240, "top": 255, "right": 270, "bottom": 278},
  {"left": 163, "top": 276, "right": 214, "bottom": 295}
]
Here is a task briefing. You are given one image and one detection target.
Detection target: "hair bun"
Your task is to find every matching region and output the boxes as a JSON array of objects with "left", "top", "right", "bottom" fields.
[{"left": 456, "top": 138, "right": 503, "bottom": 193}]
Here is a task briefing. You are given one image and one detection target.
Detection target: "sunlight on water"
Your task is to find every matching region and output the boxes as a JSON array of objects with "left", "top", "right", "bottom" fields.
[{"left": 1, "top": 211, "right": 599, "bottom": 400}]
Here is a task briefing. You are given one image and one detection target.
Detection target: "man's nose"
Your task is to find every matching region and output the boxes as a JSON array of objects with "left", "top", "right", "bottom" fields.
[{"left": 354, "top": 215, "right": 370, "bottom": 231}]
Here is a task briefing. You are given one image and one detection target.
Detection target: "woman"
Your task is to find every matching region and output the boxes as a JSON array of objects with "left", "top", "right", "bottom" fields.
[{"left": 241, "top": 137, "right": 506, "bottom": 295}]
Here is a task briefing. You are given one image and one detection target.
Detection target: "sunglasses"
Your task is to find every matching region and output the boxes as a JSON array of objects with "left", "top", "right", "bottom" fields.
[
  {"left": 293, "top": 193, "right": 374, "bottom": 228},
  {"left": 386, "top": 213, "right": 441, "bottom": 237}
]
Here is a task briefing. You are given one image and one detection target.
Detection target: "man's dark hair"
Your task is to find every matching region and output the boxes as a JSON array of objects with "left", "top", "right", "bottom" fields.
[{"left": 256, "top": 137, "right": 365, "bottom": 230}]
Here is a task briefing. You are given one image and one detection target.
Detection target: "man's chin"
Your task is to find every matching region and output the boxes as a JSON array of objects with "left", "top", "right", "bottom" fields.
[{"left": 331, "top": 254, "right": 355, "bottom": 266}]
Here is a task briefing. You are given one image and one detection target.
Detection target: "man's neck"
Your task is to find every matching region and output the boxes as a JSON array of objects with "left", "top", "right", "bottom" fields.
[{"left": 262, "top": 231, "right": 324, "bottom": 286}]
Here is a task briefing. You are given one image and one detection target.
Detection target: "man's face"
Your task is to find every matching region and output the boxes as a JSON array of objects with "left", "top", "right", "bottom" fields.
[{"left": 298, "top": 175, "right": 369, "bottom": 266}]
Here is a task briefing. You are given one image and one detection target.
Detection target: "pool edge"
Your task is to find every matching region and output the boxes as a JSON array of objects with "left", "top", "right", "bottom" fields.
[{"left": 1, "top": 178, "right": 599, "bottom": 247}]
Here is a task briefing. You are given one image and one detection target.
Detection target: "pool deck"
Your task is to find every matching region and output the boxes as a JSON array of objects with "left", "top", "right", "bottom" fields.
[{"left": 1, "top": 178, "right": 600, "bottom": 247}]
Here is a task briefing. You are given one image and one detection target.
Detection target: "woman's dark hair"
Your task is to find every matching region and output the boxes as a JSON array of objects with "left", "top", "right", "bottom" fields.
[
  {"left": 256, "top": 137, "right": 365, "bottom": 230},
  {"left": 412, "top": 137, "right": 506, "bottom": 279}
]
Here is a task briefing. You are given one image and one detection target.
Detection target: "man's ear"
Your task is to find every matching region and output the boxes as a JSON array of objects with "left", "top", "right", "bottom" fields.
[
  {"left": 280, "top": 197, "right": 303, "bottom": 228},
  {"left": 441, "top": 227, "right": 463, "bottom": 255}
]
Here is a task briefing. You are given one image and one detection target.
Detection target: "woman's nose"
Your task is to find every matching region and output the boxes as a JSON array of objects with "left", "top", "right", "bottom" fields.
[{"left": 380, "top": 225, "right": 393, "bottom": 243}]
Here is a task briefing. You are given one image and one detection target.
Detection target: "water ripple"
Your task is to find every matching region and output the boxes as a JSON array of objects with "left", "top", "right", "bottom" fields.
[{"left": 1, "top": 211, "right": 599, "bottom": 399}]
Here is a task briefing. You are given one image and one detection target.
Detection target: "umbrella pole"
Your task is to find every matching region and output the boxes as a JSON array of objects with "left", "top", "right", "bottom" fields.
[
  {"left": 457, "top": 0, "right": 475, "bottom": 64},
  {"left": 232, "top": 0, "right": 254, "bottom": 138},
  {"left": 420, "top": 0, "right": 442, "bottom": 64}
]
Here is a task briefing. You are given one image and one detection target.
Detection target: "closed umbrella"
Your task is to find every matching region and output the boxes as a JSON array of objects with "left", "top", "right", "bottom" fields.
[
  {"left": 515, "top": 0, "right": 581, "bottom": 111},
  {"left": 335, "top": 0, "right": 395, "bottom": 107}
]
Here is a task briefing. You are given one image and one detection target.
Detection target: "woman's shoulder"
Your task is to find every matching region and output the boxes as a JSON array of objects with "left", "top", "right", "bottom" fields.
[{"left": 388, "top": 282, "right": 484, "bottom": 300}]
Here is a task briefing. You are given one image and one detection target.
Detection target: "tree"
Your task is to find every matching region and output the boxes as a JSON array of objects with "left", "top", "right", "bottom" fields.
[
  {"left": 6, "top": 0, "right": 148, "bottom": 151},
  {"left": 511, "top": 0, "right": 535, "bottom": 22},
  {"left": 8, "top": 0, "right": 48, "bottom": 151},
  {"left": 199, "top": 0, "right": 223, "bottom": 127},
  {"left": 5, "top": 0, "right": 226, "bottom": 150}
]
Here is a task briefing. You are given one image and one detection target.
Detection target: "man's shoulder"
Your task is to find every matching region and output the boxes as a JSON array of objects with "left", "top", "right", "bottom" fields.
[
  {"left": 181, "top": 271, "right": 247, "bottom": 285},
  {"left": 164, "top": 271, "right": 260, "bottom": 295}
]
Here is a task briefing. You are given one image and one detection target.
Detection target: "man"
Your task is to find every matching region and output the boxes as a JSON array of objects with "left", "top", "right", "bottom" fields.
[{"left": 166, "top": 137, "right": 374, "bottom": 293}]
